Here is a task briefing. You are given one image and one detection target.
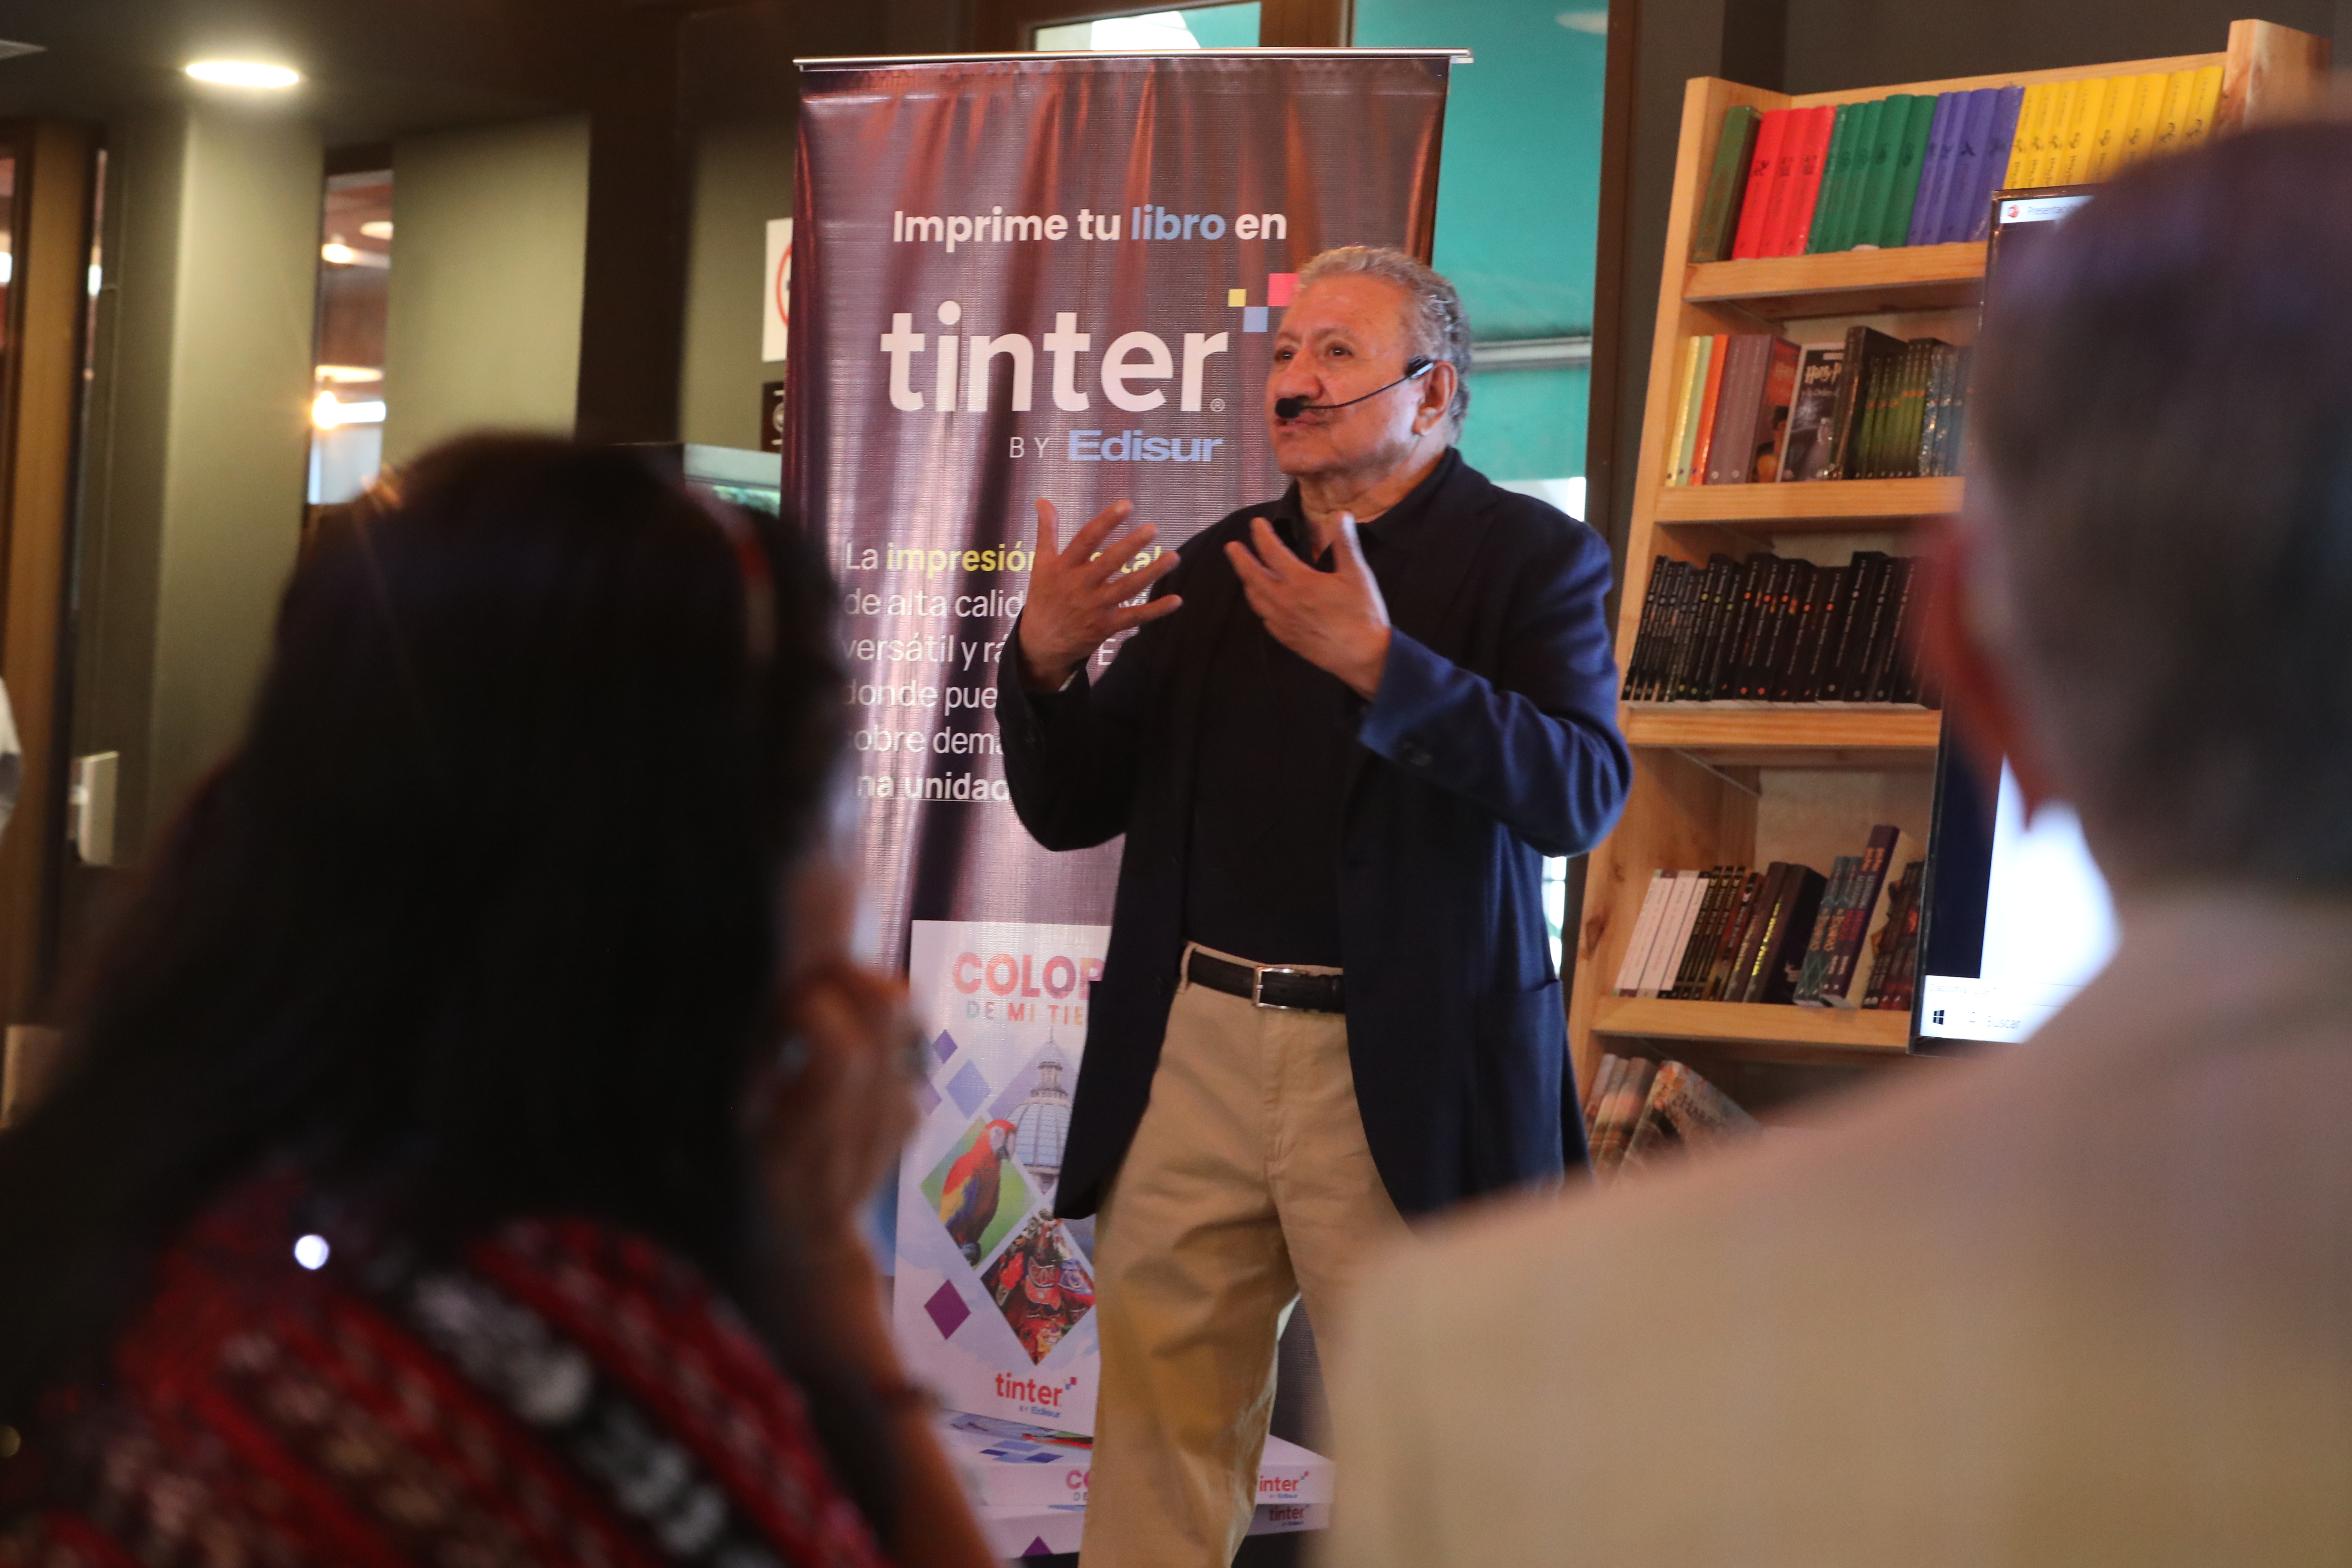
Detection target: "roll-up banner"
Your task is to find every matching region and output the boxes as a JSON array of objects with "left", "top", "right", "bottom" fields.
[{"left": 788, "top": 50, "right": 1453, "bottom": 1466}]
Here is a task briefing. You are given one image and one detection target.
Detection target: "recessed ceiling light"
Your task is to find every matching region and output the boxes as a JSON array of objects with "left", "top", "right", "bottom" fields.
[
  {"left": 359, "top": 220, "right": 393, "bottom": 241},
  {"left": 315, "top": 364, "right": 383, "bottom": 385},
  {"left": 0, "top": 41, "right": 46, "bottom": 63},
  {"left": 185, "top": 61, "right": 301, "bottom": 89}
]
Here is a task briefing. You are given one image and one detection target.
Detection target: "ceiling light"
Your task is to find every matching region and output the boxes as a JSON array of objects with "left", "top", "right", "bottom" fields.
[
  {"left": 321, "top": 242, "right": 357, "bottom": 264},
  {"left": 360, "top": 220, "right": 393, "bottom": 241},
  {"left": 0, "top": 41, "right": 46, "bottom": 63},
  {"left": 315, "top": 364, "right": 382, "bottom": 385},
  {"left": 186, "top": 61, "right": 301, "bottom": 89}
]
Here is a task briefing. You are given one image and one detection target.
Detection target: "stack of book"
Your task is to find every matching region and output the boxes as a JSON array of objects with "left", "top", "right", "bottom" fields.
[
  {"left": 1692, "top": 64, "right": 2223, "bottom": 263},
  {"left": 1611, "top": 825, "right": 1923, "bottom": 1011},
  {"left": 1667, "top": 324, "right": 1968, "bottom": 487},
  {"left": 1623, "top": 548, "right": 1929, "bottom": 707},
  {"left": 1581, "top": 1056, "right": 1760, "bottom": 1182}
]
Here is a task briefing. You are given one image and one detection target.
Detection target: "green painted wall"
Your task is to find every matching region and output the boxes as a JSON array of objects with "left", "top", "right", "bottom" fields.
[{"left": 1354, "top": 0, "right": 1608, "bottom": 484}]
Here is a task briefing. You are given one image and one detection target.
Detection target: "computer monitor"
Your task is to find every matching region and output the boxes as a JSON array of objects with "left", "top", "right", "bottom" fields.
[
  {"left": 1912, "top": 183, "right": 2113, "bottom": 1051},
  {"left": 1914, "top": 732, "right": 2116, "bottom": 1050}
]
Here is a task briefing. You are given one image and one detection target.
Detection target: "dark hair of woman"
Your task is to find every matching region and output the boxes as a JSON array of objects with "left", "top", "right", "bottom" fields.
[{"left": 0, "top": 436, "right": 900, "bottom": 1527}]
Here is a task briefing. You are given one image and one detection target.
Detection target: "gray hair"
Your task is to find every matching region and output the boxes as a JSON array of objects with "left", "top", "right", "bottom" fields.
[
  {"left": 1974, "top": 123, "right": 2352, "bottom": 887},
  {"left": 1295, "top": 246, "right": 1472, "bottom": 431}
]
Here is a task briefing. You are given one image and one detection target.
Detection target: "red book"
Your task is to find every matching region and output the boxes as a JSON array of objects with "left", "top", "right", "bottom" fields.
[
  {"left": 1730, "top": 110, "right": 1790, "bottom": 259},
  {"left": 1769, "top": 107, "right": 1837, "bottom": 256}
]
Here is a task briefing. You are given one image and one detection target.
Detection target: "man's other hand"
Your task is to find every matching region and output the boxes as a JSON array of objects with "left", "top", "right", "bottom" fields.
[
  {"left": 1227, "top": 514, "right": 1393, "bottom": 699},
  {"left": 1017, "top": 498, "right": 1184, "bottom": 690}
]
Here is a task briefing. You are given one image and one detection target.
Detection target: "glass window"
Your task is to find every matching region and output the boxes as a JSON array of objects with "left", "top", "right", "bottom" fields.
[
  {"left": 308, "top": 169, "right": 392, "bottom": 506},
  {"left": 1034, "top": 4, "right": 1261, "bottom": 51},
  {"left": 1354, "top": 0, "right": 1607, "bottom": 502}
]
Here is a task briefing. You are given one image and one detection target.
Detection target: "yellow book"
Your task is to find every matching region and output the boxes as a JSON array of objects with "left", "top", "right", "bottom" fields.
[
  {"left": 2181, "top": 64, "right": 2224, "bottom": 147},
  {"left": 2055, "top": 77, "right": 2106, "bottom": 184},
  {"left": 2034, "top": 79, "right": 2081, "bottom": 185},
  {"left": 2121, "top": 71, "right": 2169, "bottom": 167},
  {"left": 2149, "top": 67, "right": 2196, "bottom": 159},
  {"left": 2005, "top": 83, "right": 2054, "bottom": 187},
  {"left": 2086, "top": 74, "right": 2137, "bottom": 181},
  {"left": 1664, "top": 337, "right": 1703, "bottom": 487}
]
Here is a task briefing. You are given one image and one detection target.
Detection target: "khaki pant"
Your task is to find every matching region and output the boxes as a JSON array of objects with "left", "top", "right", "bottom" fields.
[{"left": 1081, "top": 945, "right": 1410, "bottom": 1568}]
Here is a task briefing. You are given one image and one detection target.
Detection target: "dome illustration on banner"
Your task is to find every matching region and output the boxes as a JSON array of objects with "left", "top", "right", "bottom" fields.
[{"left": 1007, "top": 1040, "right": 1072, "bottom": 1197}]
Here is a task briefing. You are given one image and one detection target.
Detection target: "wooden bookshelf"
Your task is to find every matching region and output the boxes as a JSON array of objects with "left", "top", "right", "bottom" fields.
[
  {"left": 1655, "top": 477, "right": 1963, "bottom": 529},
  {"left": 1569, "top": 19, "right": 2326, "bottom": 1089},
  {"left": 1592, "top": 997, "right": 1911, "bottom": 1064},
  {"left": 1684, "top": 243, "right": 1988, "bottom": 320}
]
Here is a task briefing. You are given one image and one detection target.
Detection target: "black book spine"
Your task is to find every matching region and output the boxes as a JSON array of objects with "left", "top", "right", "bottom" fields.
[
  {"left": 1758, "top": 559, "right": 1815, "bottom": 702},
  {"left": 1732, "top": 556, "right": 1787, "bottom": 700},
  {"left": 1687, "top": 558, "right": 1739, "bottom": 701},
  {"left": 1626, "top": 557, "right": 1671, "bottom": 700},
  {"left": 1711, "top": 556, "right": 1765, "bottom": 702},
  {"left": 1822, "top": 325, "right": 1871, "bottom": 481},
  {"left": 1648, "top": 562, "right": 1692, "bottom": 702},
  {"left": 1861, "top": 557, "right": 1916, "bottom": 702},
  {"left": 1758, "top": 867, "right": 1829, "bottom": 1004},
  {"left": 1796, "top": 564, "right": 1848, "bottom": 701},
  {"left": 1633, "top": 561, "right": 1685, "bottom": 701},
  {"left": 1777, "top": 564, "right": 1828, "bottom": 701},
  {"left": 1826, "top": 552, "right": 1888, "bottom": 700},
  {"left": 1661, "top": 560, "right": 1713, "bottom": 702}
]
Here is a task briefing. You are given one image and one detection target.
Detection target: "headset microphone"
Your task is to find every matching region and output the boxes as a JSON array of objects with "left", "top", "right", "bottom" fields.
[{"left": 1274, "top": 355, "right": 1434, "bottom": 421}]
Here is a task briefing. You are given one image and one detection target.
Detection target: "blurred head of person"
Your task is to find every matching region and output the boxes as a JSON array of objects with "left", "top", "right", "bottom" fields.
[
  {"left": 0, "top": 435, "right": 847, "bottom": 1426},
  {"left": 1952, "top": 121, "right": 2352, "bottom": 895}
]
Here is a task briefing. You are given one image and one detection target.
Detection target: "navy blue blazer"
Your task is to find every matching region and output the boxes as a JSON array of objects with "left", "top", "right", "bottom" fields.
[{"left": 997, "top": 449, "right": 1631, "bottom": 1219}]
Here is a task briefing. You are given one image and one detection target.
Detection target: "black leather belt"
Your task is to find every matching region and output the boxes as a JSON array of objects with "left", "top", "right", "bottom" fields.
[{"left": 1185, "top": 949, "right": 1345, "bottom": 1013}]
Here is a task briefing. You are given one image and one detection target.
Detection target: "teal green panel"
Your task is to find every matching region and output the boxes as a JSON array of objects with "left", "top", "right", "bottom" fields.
[
  {"left": 1183, "top": 3, "right": 1262, "bottom": 46},
  {"left": 1354, "top": 0, "right": 1608, "bottom": 342},
  {"left": 1456, "top": 364, "right": 1588, "bottom": 483}
]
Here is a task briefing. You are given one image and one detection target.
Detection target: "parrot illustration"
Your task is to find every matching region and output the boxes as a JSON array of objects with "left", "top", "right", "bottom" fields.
[{"left": 937, "top": 1119, "right": 1019, "bottom": 1263}]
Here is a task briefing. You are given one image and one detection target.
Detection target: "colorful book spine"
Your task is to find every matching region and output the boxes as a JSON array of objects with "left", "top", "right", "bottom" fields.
[
  {"left": 1805, "top": 103, "right": 1861, "bottom": 254},
  {"left": 1693, "top": 105, "right": 1763, "bottom": 262},
  {"left": 1906, "top": 92, "right": 1961, "bottom": 247},
  {"left": 1730, "top": 109, "right": 1792, "bottom": 259},
  {"left": 1966, "top": 86, "right": 2025, "bottom": 241}
]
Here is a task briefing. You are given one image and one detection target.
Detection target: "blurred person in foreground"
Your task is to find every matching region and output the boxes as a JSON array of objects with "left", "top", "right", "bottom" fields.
[
  {"left": 1326, "top": 122, "right": 2352, "bottom": 1566},
  {"left": 0, "top": 438, "right": 994, "bottom": 1568}
]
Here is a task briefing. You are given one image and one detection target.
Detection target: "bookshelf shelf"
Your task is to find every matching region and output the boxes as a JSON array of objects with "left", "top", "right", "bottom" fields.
[
  {"left": 1654, "top": 476, "right": 1963, "bottom": 529},
  {"left": 1592, "top": 997, "right": 1913, "bottom": 1063},
  {"left": 1623, "top": 704, "right": 1942, "bottom": 765},
  {"left": 1683, "top": 243, "right": 1985, "bottom": 320},
  {"left": 1569, "top": 19, "right": 2325, "bottom": 1112}
]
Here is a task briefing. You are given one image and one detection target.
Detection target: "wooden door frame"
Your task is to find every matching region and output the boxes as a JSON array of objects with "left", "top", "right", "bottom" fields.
[{"left": 0, "top": 119, "right": 100, "bottom": 1028}]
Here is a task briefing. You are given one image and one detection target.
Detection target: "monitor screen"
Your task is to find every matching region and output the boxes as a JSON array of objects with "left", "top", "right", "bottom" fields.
[
  {"left": 1914, "top": 735, "right": 2115, "bottom": 1048},
  {"left": 1910, "top": 181, "right": 2113, "bottom": 1051}
]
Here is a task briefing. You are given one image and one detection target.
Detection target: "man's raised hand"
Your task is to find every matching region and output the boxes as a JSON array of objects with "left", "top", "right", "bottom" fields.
[
  {"left": 1015, "top": 498, "right": 1184, "bottom": 689},
  {"left": 1226, "top": 513, "right": 1392, "bottom": 699}
]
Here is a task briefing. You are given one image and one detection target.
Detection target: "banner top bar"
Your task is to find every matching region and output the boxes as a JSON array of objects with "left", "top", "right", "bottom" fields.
[{"left": 796, "top": 48, "right": 1473, "bottom": 68}]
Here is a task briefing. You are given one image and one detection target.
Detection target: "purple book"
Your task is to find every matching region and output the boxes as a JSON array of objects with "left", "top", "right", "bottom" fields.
[
  {"left": 1906, "top": 93, "right": 1963, "bottom": 246},
  {"left": 1931, "top": 89, "right": 1996, "bottom": 245},
  {"left": 1963, "top": 86, "right": 2026, "bottom": 243}
]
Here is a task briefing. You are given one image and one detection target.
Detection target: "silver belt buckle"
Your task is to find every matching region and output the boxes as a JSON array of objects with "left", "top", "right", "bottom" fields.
[{"left": 1252, "top": 963, "right": 1314, "bottom": 1010}]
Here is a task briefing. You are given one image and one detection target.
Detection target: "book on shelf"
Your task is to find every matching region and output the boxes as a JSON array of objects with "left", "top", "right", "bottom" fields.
[
  {"left": 1694, "top": 63, "right": 2227, "bottom": 264},
  {"left": 1664, "top": 325, "right": 1967, "bottom": 487},
  {"left": 1623, "top": 547, "right": 1934, "bottom": 707},
  {"left": 1580, "top": 1055, "right": 1761, "bottom": 1182},
  {"left": 1617, "top": 836, "right": 1926, "bottom": 1013}
]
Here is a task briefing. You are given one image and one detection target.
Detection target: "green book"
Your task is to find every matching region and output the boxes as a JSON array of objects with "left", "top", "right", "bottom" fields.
[
  {"left": 1878, "top": 94, "right": 1939, "bottom": 248},
  {"left": 1850, "top": 95, "right": 1911, "bottom": 249},
  {"left": 1693, "top": 106, "right": 1762, "bottom": 262},
  {"left": 1824, "top": 98, "right": 1886, "bottom": 252},
  {"left": 1805, "top": 104, "right": 1859, "bottom": 254}
]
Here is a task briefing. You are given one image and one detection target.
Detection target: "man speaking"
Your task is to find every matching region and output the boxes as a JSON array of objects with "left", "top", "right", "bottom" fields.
[{"left": 996, "top": 246, "right": 1629, "bottom": 1565}]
